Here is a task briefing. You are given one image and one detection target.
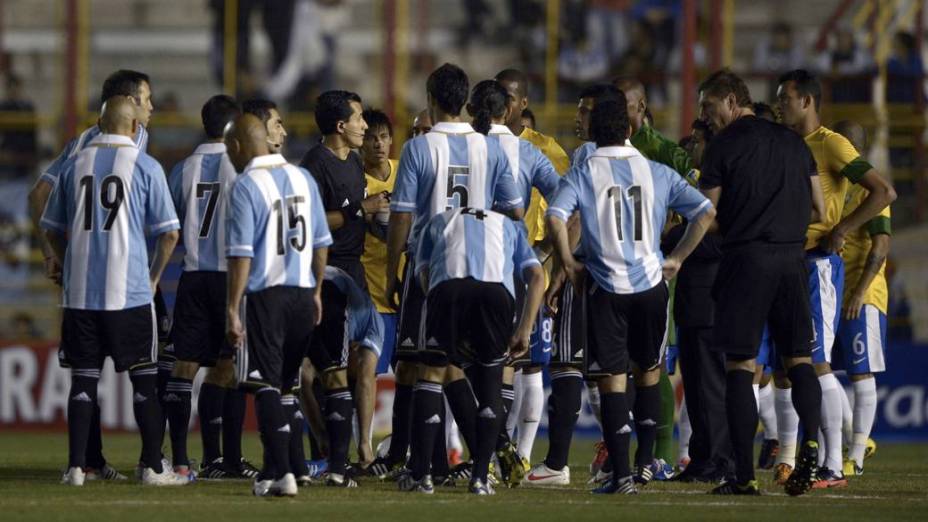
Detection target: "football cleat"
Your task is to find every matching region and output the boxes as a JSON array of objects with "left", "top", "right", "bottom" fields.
[
  {"left": 61, "top": 466, "right": 85, "bottom": 486},
  {"left": 652, "top": 459, "right": 675, "bottom": 481},
  {"left": 590, "top": 440, "right": 609, "bottom": 475},
  {"left": 842, "top": 458, "right": 864, "bottom": 477},
  {"left": 325, "top": 473, "right": 358, "bottom": 488},
  {"left": 811, "top": 468, "right": 848, "bottom": 489},
  {"left": 268, "top": 473, "right": 298, "bottom": 496},
  {"left": 140, "top": 467, "right": 188, "bottom": 486},
  {"left": 367, "top": 456, "right": 399, "bottom": 480},
  {"left": 496, "top": 441, "right": 526, "bottom": 487},
  {"left": 758, "top": 439, "right": 780, "bottom": 470},
  {"left": 785, "top": 440, "right": 819, "bottom": 496},
  {"left": 592, "top": 475, "right": 637, "bottom": 495},
  {"left": 524, "top": 462, "right": 570, "bottom": 487},
  {"left": 199, "top": 458, "right": 233, "bottom": 480},
  {"left": 296, "top": 475, "right": 313, "bottom": 487},
  {"left": 84, "top": 463, "right": 127, "bottom": 481},
  {"left": 226, "top": 458, "right": 261, "bottom": 479},
  {"left": 450, "top": 462, "right": 472, "bottom": 482},
  {"left": 173, "top": 465, "right": 197, "bottom": 482},
  {"left": 469, "top": 478, "right": 496, "bottom": 496},
  {"left": 253, "top": 479, "right": 273, "bottom": 496},
  {"left": 307, "top": 459, "right": 329, "bottom": 480},
  {"left": 397, "top": 472, "right": 434, "bottom": 494},
  {"left": 864, "top": 438, "right": 877, "bottom": 460},
  {"left": 773, "top": 463, "right": 793, "bottom": 485},
  {"left": 633, "top": 463, "right": 654, "bottom": 485},
  {"left": 710, "top": 479, "right": 761, "bottom": 495}
]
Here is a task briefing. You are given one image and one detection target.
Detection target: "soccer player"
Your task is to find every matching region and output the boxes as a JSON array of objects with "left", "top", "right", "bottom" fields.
[
  {"left": 412, "top": 109, "right": 433, "bottom": 136},
  {"left": 697, "top": 69, "right": 825, "bottom": 496},
  {"left": 162, "top": 95, "right": 258, "bottom": 480},
  {"left": 223, "top": 113, "right": 332, "bottom": 497},
  {"left": 410, "top": 207, "right": 545, "bottom": 494},
  {"left": 547, "top": 98, "right": 715, "bottom": 494},
  {"left": 520, "top": 108, "right": 536, "bottom": 130},
  {"left": 384, "top": 63, "right": 524, "bottom": 490},
  {"left": 42, "top": 96, "right": 182, "bottom": 486},
  {"left": 832, "top": 120, "right": 888, "bottom": 477},
  {"left": 776, "top": 69, "right": 895, "bottom": 487},
  {"left": 571, "top": 84, "right": 625, "bottom": 168},
  {"left": 242, "top": 98, "right": 288, "bottom": 154}
]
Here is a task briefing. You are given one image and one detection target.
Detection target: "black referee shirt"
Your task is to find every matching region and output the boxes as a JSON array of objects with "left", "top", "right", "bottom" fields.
[{"left": 699, "top": 115, "right": 816, "bottom": 250}]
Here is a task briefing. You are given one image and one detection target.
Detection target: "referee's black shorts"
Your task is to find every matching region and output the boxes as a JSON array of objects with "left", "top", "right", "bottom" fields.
[
  {"left": 171, "top": 271, "right": 233, "bottom": 367},
  {"left": 61, "top": 304, "right": 157, "bottom": 372},
  {"left": 710, "top": 244, "right": 814, "bottom": 360},
  {"left": 237, "top": 286, "right": 315, "bottom": 391},
  {"left": 393, "top": 261, "right": 425, "bottom": 364}
]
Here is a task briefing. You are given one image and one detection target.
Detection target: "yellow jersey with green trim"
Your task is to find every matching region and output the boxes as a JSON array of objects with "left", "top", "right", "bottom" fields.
[
  {"left": 803, "top": 126, "right": 872, "bottom": 251},
  {"left": 840, "top": 183, "right": 891, "bottom": 313},
  {"left": 519, "top": 126, "right": 570, "bottom": 244},
  {"left": 362, "top": 159, "right": 404, "bottom": 313}
]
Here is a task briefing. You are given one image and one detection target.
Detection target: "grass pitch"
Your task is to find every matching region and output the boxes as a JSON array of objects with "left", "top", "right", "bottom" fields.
[{"left": 0, "top": 433, "right": 926, "bottom": 521}]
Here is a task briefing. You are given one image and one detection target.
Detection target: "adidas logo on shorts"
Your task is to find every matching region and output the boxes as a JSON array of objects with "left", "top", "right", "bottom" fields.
[
  {"left": 70, "top": 392, "right": 92, "bottom": 402},
  {"left": 618, "top": 424, "right": 632, "bottom": 435},
  {"left": 479, "top": 407, "right": 496, "bottom": 419},
  {"left": 133, "top": 392, "right": 147, "bottom": 403},
  {"left": 327, "top": 412, "right": 346, "bottom": 422},
  {"left": 424, "top": 414, "right": 441, "bottom": 424}
]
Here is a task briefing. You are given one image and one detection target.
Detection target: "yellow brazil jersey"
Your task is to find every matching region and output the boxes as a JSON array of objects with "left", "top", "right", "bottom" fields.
[
  {"left": 840, "top": 183, "right": 891, "bottom": 313},
  {"left": 519, "top": 126, "right": 570, "bottom": 244},
  {"left": 362, "top": 159, "right": 404, "bottom": 313},
  {"left": 803, "top": 126, "right": 872, "bottom": 251}
]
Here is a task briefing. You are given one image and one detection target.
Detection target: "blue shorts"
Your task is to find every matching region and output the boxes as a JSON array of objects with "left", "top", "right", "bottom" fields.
[
  {"left": 529, "top": 310, "right": 554, "bottom": 366},
  {"left": 376, "top": 312, "right": 397, "bottom": 375},
  {"left": 665, "top": 328, "right": 678, "bottom": 375},
  {"left": 834, "top": 304, "right": 886, "bottom": 374},
  {"left": 756, "top": 325, "right": 773, "bottom": 375},
  {"left": 807, "top": 252, "right": 844, "bottom": 365}
]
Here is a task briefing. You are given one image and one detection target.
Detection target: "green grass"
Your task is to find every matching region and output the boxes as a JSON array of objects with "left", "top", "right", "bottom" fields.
[{"left": 0, "top": 433, "right": 926, "bottom": 521}]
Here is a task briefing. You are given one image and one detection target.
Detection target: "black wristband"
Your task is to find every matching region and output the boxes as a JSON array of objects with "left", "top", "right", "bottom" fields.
[{"left": 341, "top": 200, "right": 364, "bottom": 221}]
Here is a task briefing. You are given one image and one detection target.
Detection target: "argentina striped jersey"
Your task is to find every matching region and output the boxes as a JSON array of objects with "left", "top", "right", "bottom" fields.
[
  {"left": 41, "top": 124, "right": 149, "bottom": 185},
  {"left": 488, "top": 124, "right": 560, "bottom": 206}
]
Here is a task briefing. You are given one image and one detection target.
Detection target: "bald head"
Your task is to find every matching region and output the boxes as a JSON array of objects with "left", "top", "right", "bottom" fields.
[
  {"left": 412, "top": 109, "right": 433, "bottom": 137},
  {"left": 98, "top": 95, "right": 138, "bottom": 137},
  {"left": 224, "top": 113, "right": 271, "bottom": 171},
  {"left": 613, "top": 77, "right": 648, "bottom": 134},
  {"left": 833, "top": 120, "right": 868, "bottom": 155}
]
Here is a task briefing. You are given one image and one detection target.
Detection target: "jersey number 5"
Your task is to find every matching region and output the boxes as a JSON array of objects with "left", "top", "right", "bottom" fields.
[
  {"left": 607, "top": 185, "right": 643, "bottom": 241},
  {"left": 446, "top": 166, "right": 469, "bottom": 210},
  {"left": 272, "top": 196, "right": 306, "bottom": 255},
  {"left": 80, "top": 175, "right": 124, "bottom": 231}
]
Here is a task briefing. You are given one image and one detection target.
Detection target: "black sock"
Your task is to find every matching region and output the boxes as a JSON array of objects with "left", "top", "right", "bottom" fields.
[
  {"left": 410, "top": 380, "right": 444, "bottom": 480},
  {"left": 444, "top": 378, "right": 478, "bottom": 456},
  {"left": 430, "top": 399, "right": 450, "bottom": 477},
  {"left": 157, "top": 357, "right": 174, "bottom": 442},
  {"left": 307, "top": 421, "right": 324, "bottom": 461},
  {"left": 545, "top": 371, "right": 582, "bottom": 471},
  {"left": 163, "top": 377, "right": 193, "bottom": 467},
  {"left": 324, "top": 388, "right": 353, "bottom": 476},
  {"left": 725, "top": 369, "right": 757, "bottom": 484},
  {"left": 130, "top": 368, "right": 165, "bottom": 473},
  {"left": 68, "top": 370, "right": 100, "bottom": 469},
  {"left": 633, "top": 383, "right": 660, "bottom": 468},
  {"left": 223, "top": 387, "right": 246, "bottom": 466},
  {"left": 787, "top": 363, "right": 823, "bottom": 442},
  {"left": 255, "top": 387, "right": 290, "bottom": 480},
  {"left": 283, "top": 394, "right": 309, "bottom": 477},
  {"left": 496, "top": 382, "right": 515, "bottom": 451},
  {"left": 474, "top": 365, "right": 503, "bottom": 483},
  {"left": 601, "top": 391, "right": 632, "bottom": 479},
  {"left": 387, "top": 383, "right": 413, "bottom": 465},
  {"left": 85, "top": 401, "right": 106, "bottom": 469},
  {"left": 197, "top": 382, "right": 225, "bottom": 464}
]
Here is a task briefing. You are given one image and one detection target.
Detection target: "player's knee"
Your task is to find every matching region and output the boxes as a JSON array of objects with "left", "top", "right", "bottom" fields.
[
  {"left": 597, "top": 373, "right": 628, "bottom": 394},
  {"left": 724, "top": 355, "right": 755, "bottom": 373},
  {"left": 172, "top": 360, "right": 199, "bottom": 380},
  {"left": 205, "top": 360, "right": 235, "bottom": 387},
  {"left": 523, "top": 365, "right": 543, "bottom": 375},
  {"left": 395, "top": 361, "right": 417, "bottom": 385},
  {"left": 849, "top": 372, "right": 874, "bottom": 382},
  {"left": 419, "top": 364, "right": 446, "bottom": 384},
  {"left": 813, "top": 361, "right": 832, "bottom": 376},
  {"left": 502, "top": 365, "right": 515, "bottom": 384},
  {"left": 322, "top": 369, "right": 349, "bottom": 390},
  {"left": 633, "top": 366, "right": 661, "bottom": 386}
]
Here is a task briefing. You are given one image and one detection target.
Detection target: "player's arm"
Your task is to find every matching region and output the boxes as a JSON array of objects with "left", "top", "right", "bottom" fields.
[
  {"left": 226, "top": 179, "right": 257, "bottom": 347},
  {"left": 511, "top": 263, "right": 544, "bottom": 360},
  {"left": 809, "top": 174, "right": 826, "bottom": 223},
  {"left": 149, "top": 230, "right": 179, "bottom": 291},
  {"left": 698, "top": 186, "right": 721, "bottom": 233},
  {"left": 844, "top": 228, "right": 890, "bottom": 320},
  {"left": 225, "top": 257, "right": 251, "bottom": 348},
  {"left": 29, "top": 178, "right": 62, "bottom": 282},
  {"left": 310, "top": 246, "right": 328, "bottom": 326},
  {"left": 824, "top": 169, "right": 895, "bottom": 253},
  {"left": 666, "top": 174, "right": 716, "bottom": 279},
  {"left": 546, "top": 174, "right": 584, "bottom": 289},
  {"left": 385, "top": 211, "right": 413, "bottom": 309}
]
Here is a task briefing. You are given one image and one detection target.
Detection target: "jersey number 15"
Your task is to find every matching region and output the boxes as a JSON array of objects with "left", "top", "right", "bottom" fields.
[{"left": 272, "top": 196, "right": 306, "bottom": 255}]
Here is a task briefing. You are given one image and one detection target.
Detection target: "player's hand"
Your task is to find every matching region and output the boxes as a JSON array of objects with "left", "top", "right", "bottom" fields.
[
  {"left": 358, "top": 441, "right": 374, "bottom": 467},
  {"left": 44, "top": 256, "right": 62, "bottom": 285},
  {"left": 384, "top": 276, "right": 400, "bottom": 311},
  {"left": 844, "top": 290, "right": 865, "bottom": 320},
  {"left": 226, "top": 311, "right": 244, "bottom": 349},
  {"left": 819, "top": 228, "right": 847, "bottom": 254},
  {"left": 313, "top": 291, "right": 323, "bottom": 326},
  {"left": 362, "top": 191, "right": 390, "bottom": 215},
  {"left": 544, "top": 290, "right": 560, "bottom": 317},
  {"left": 564, "top": 259, "right": 586, "bottom": 294},
  {"left": 508, "top": 327, "right": 532, "bottom": 361},
  {"left": 662, "top": 256, "right": 682, "bottom": 281}
]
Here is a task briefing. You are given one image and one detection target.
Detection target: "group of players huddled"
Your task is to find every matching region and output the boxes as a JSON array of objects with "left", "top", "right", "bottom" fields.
[{"left": 32, "top": 62, "right": 894, "bottom": 498}]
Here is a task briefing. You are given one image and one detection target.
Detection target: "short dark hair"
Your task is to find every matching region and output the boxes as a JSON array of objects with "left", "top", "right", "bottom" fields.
[
  {"left": 698, "top": 69, "right": 752, "bottom": 108},
  {"left": 468, "top": 80, "right": 510, "bottom": 135},
  {"left": 752, "top": 101, "right": 777, "bottom": 121},
  {"left": 521, "top": 108, "right": 536, "bottom": 128},
  {"left": 100, "top": 70, "right": 150, "bottom": 104},
  {"left": 590, "top": 97, "right": 630, "bottom": 148},
  {"left": 201, "top": 95, "right": 241, "bottom": 139},
  {"left": 242, "top": 98, "right": 278, "bottom": 124},
  {"left": 362, "top": 108, "right": 393, "bottom": 137},
  {"left": 777, "top": 69, "right": 822, "bottom": 111},
  {"left": 315, "top": 90, "right": 362, "bottom": 135},
  {"left": 578, "top": 83, "right": 622, "bottom": 104},
  {"left": 495, "top": 68, "right": 528, "bottom": 98},
  {"left": 426, "top": 63, "right": 469, "bottom": 116}
]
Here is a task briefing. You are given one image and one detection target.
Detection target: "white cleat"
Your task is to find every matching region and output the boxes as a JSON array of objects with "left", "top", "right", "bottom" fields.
[
  {"left": 268, "top": 473, "right": 298, "bottom": 497},
  {"left": 61, "top": 466, "right": 85, "bottom": 486},
  {"left": 141, "top": 467, "right": 188, "bottom": 486},
  {"left": 253, "top": 479, "right": 274, "bottom": 496},
  {"left": 85, "top": 463, "right": 127, "bottom": 481},
  {"left": 523, "top": 462, "right": 570, "bottom": 487}
]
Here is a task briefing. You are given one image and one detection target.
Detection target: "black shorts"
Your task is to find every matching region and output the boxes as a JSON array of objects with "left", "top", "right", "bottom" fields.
[
  {"left": 154, "top": 286, "right": 171, "bottom": 343},
  {"left": 394, "top": 261, "right": 426, "bottom": 364},
  {"left": 586, "top": 281, "right": 669, "bottom": 377},
  {"left": 423, "top": 278, "right": 515, "bottom": 367},
  {"left": 60, "top": 304, "right": 157, "bottom": 372},
  {"left": 552, "top": 278, "right": 585, "bottom": 369},
  {"left": 711, "top": 245, "right": 814, "bottom": 360},
  {"left": 308, "top": 279, "right": 351, "bottom": 373},
  {"left": 171, "top": 271, "right": 233, "bottom": 366},
  {"left": 237, "top": 286, "right": 315, "bottom": 390}
]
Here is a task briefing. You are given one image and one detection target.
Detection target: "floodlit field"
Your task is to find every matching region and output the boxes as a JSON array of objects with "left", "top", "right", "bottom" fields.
[{"left": 1, "top": 433, "right": 926, "bottom": 521}]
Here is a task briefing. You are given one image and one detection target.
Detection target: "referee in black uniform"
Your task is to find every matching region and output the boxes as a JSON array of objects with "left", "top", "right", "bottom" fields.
[{"left": 696, "top": 70, "right": 823, "bottom": 497}]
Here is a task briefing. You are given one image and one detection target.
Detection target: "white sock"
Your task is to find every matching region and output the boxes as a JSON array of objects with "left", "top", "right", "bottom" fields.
[
  {"left": 445, "top": 397, "right": 463, "bottom": 453},
  {"left": 817, "top": 428, "right": 826, "bottom": 467},
  {"left": 819, "top": 373, "right": 844, "bottom": 472},
  {"left": 839, "top": 384, "right": 853, "bottom": 446},
  {"left": 507, "top": 373, "right": 524, "bottom": 439},
  {"left": 516, "top": 371, "right": 544, "bottom": 462},
  {"left": 758, "top": 384, "right": 778, "bottom": 440},
  {"left": 586, "top": 382, "right": 602, "bottom": 427},
  {"left": 774, "top": 387, "right": 798, "bottom": 467},
  {"left": 849, "top": 378, "right": 878, "bottom": 466},
  {"left": 678, "top": 397, "right": 692, "bottom": 464},
  {"left": 752, "top": 384, "right": 760, "bottom": 413}
]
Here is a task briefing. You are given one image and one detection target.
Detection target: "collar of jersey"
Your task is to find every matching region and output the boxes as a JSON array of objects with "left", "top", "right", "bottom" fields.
[
  {"left": 245, "top": 153, "right": 287, "bottom": 171},
  {"left": 488, "top": 124, "right": 514, "bottom": 136},
  {"left": 88, "top": 134, "right": 137, "bottom": 148},
  {"left": 194, "top": 142, "right": 227, "bottom": 155},
  {"left": 590, "top": 145, "right": 643, "bottom": 159},
  {"left": 430, "top": 122, "right": 475, "bottom": 135}
]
